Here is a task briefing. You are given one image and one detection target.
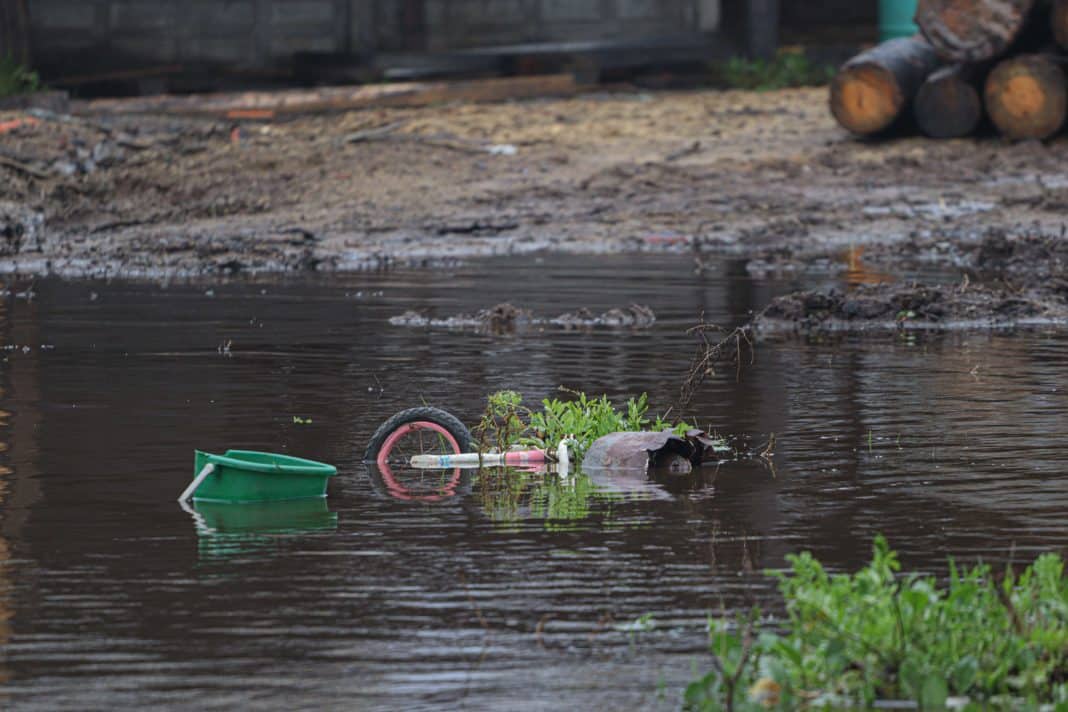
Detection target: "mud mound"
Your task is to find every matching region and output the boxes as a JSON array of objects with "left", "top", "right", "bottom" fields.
[
  {"left": 390, "top": 303, "right": 655, "bottom": 332},
  {"left": 755, "top": 282, "right": 1068, "bottom": 332},
  {"left": 973, "top": 229, "right": 1068, "bottom": 282},
  {"left": 0, "top": 201, "right": 43, "bottom": 256}
]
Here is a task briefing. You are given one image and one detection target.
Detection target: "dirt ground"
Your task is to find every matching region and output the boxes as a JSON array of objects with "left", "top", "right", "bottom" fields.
[{"left": 2, "top": 85, "right": 1068, "bottom": 306}]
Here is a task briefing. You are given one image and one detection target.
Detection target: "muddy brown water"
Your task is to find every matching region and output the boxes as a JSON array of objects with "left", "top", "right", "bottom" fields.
[{"left": 0, "top": 254, "right": 1066, "bottom": 710}]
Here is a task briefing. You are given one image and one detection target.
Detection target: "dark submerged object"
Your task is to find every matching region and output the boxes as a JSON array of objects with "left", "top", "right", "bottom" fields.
[{"left": 583, "top": 430, "right": 725, "bottom": 474}]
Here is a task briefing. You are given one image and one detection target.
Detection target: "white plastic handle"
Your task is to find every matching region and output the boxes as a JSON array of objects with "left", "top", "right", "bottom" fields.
[{"left": 178, "top": 463, "right": 215, "bottom": 503}]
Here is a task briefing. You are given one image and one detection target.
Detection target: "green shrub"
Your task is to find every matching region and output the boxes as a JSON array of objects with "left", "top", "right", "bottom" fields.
[
  {"left": 712, "top": 52, "right": 835, "bottom": 91},
  {"left": 686, "top": 538, "right": 1068, "bottom": 710},
  {"left": 0, "top": 55, "right": 40, "bottom": 98}
]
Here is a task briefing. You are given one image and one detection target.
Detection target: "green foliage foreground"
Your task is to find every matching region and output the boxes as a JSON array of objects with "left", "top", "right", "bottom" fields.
[
  {"left": 687, "top": 538, "right": 1068, "bottom": 711},
  {"left": 0, "top": 55, "right": 40, "bottom": 98}
]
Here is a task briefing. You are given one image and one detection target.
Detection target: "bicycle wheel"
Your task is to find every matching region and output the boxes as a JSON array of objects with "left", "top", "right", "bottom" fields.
[{"left": 363, "top": 407, "right": 474, "bottom": 468}]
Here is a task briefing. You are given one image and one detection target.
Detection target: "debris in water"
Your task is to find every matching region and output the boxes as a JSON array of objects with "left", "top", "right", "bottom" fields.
[
  {"left": 582, "top": 429, "right": 730, "bottom": 474},
  {"left": 389, "top": 303, "right": 656, "bottom": 332}
]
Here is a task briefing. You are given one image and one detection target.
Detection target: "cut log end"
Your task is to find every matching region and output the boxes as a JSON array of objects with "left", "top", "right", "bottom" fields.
[
  {"left": 829, "top": 37, "right": 942, "bottom": 136},
  {"left": 831, "top": 65, "right": 903, "bottom": 135},
  {"left": 914, "top": 66, "right": 984, "bottom": 138},
  {"left": 985, "top": 55, "right": 1068, "bottom": 140}
]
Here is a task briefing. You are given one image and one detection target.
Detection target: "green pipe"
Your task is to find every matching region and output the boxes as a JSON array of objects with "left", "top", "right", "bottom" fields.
[{"left": 880, "top": 0, "right": 919, "bottom": 41}]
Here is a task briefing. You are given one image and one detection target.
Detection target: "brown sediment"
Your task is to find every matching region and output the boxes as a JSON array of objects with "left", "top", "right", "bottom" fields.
[{"left": 2, "top": 86, "right": 1068, "bottom": 283}]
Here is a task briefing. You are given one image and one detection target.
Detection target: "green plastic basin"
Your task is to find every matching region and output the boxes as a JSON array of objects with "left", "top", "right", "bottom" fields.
[
  {"left": 192, "top": 450, "right": 337, "bottom": 503},
  {"left": 880, "top": 0, "right": 918, "bottom": 41}
]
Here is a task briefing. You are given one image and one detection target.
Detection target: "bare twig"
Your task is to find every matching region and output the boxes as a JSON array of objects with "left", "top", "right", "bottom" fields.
[
  {"left": 459, "top": 571, "right": 491, "bottom": 631},
  {"left": 344, "top": 121, "right": 490, "bottom": 155},
  {"left": 760, "top": 433, "right": 776, "bottom": 460},
  {"left": 344, "top": 120, "right": 408, "bottom": 144},
  {"left": 679, "top": 316, "right": 756, "bottom": 407},
  {"left": 0, "top": 154, "right": 49, "bottom": 180},
  {"left": 535, "top": 613, "right": 555, "bottom": 649},
  {"left": 665, "top": 140, "right": 702, "bottom": 162}
]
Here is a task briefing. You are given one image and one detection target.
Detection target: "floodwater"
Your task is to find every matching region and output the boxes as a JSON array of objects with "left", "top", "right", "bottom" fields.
[{"left": 0, "top": 254, "right": 1066, "bottom": 710}]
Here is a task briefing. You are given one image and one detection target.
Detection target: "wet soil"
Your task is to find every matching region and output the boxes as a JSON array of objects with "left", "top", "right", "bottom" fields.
[
  {"left": 754, "top": 281, "right": 1068, "bottom": 332},
  {"left": 3, "top": 87, "right": 1068, "bottom": 286}
]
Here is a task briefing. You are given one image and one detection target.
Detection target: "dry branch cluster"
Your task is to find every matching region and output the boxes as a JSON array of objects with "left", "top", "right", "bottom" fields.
[{"left": 832, "top": 0, "right": 1068, "bottom": 140}]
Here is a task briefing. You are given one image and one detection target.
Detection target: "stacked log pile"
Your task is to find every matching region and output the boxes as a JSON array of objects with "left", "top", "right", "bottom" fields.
[{"left": 831, "top": 0, "right": 1068, "bottom": 140}]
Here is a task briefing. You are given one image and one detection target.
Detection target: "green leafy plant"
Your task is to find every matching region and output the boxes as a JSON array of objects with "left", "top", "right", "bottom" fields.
[
  {"left": 0, "top": 55, "right": 41, "bottom": 98},
  {"left": 522, "top": 388, "right": 691, "bottom": 459},
  {"left": 686, "top": 538, "right": 1068, "bottom": 710},
  {"left": 474, "top": 388, "right": 694, "bottom": 459},
  {"left": 712, "top": 52, "right": 834, "bottom": 91}
]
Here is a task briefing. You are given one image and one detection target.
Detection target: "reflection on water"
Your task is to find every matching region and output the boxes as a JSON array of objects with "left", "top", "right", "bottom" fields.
[
  {"left": 0, "top": 256, "right": 1066, "bottom": 709},
  {"left": 189, "top": 499, "right": 339, "bottom": 562},
  {"left": 366, "top": 459, "right": 725, "bottom": 531}
]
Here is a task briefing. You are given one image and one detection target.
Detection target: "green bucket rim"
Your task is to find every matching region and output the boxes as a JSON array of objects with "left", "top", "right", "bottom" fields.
[{"left": 196, "top": 450, "right": 338, "bottom": 478}]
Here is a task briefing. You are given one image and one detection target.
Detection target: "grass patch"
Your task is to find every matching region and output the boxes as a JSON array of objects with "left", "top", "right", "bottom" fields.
[
  {"left": 0, "top": 55, "right": 40, "bottom": 98},
  {"left": 710, "top": 52, "right": 834, "bottom": 91},
  {"left": 686, "top": 537, "right": 1068, "bottom": 710}
]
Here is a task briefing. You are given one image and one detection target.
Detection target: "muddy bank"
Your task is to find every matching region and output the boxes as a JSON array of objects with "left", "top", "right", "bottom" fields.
[
  {"left": 749, "top": 228, "right": 1068, "bottom": 284},
  {"left": 3, "top": 87, "right": 1068, "bottom": 280},
  {"left": 754, "top": 281, "right": 1068, "bottom": 332}
]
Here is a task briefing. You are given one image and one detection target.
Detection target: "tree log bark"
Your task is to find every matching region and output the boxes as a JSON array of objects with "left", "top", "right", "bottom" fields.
[
  {"left": 917, "top": 0, "right": 1038, "bottom": 62},
  {"left": 914, "top": 63, "right": 988, "bottom": 137},
  {"left": 830, "top": 37, "right": 943, "bottom": 136},
  {"left": 985, "top": 53, "right": 1067, "bottom": 139}
]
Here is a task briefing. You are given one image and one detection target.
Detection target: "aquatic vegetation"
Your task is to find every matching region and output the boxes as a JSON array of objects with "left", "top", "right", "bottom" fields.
[
  {"left": 473, "top": 468, "right": 616, "bottom": 529},
  {"left": 477, "top": 388, "right": 694, "bottom": 460},
  {"left": 686, "top": 538, "right": 1068, "bottom": 711},
  {"left": 0, "top": 56, "right": 40, "bottom": 97}
]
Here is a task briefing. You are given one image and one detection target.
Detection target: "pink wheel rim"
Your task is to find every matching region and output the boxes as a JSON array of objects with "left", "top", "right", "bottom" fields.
[
  {"left": 376, "top": 421, "right": 462, "bottom": 469},
  {"left": 377, "top": 461, "right": 464, "bottom": 503}
]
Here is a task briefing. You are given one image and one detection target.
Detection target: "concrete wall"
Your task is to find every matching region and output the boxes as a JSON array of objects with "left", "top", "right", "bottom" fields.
[
  {"left": 27, "top": 0, "right": 724, "bottom": 77},
  {"left": 1, "top": 0, "right": 32, "bottom": 63},
  {"left": 29, "top": 0, "right": 350, "bottom": 72},
  {"left": 412, "top": 0, "right": 715, "bottom": 50}
]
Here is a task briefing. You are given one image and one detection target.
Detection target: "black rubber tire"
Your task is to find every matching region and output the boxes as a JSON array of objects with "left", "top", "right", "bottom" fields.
[{"left": 363, "top": 407, "right": 475, "bottom": 463}]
